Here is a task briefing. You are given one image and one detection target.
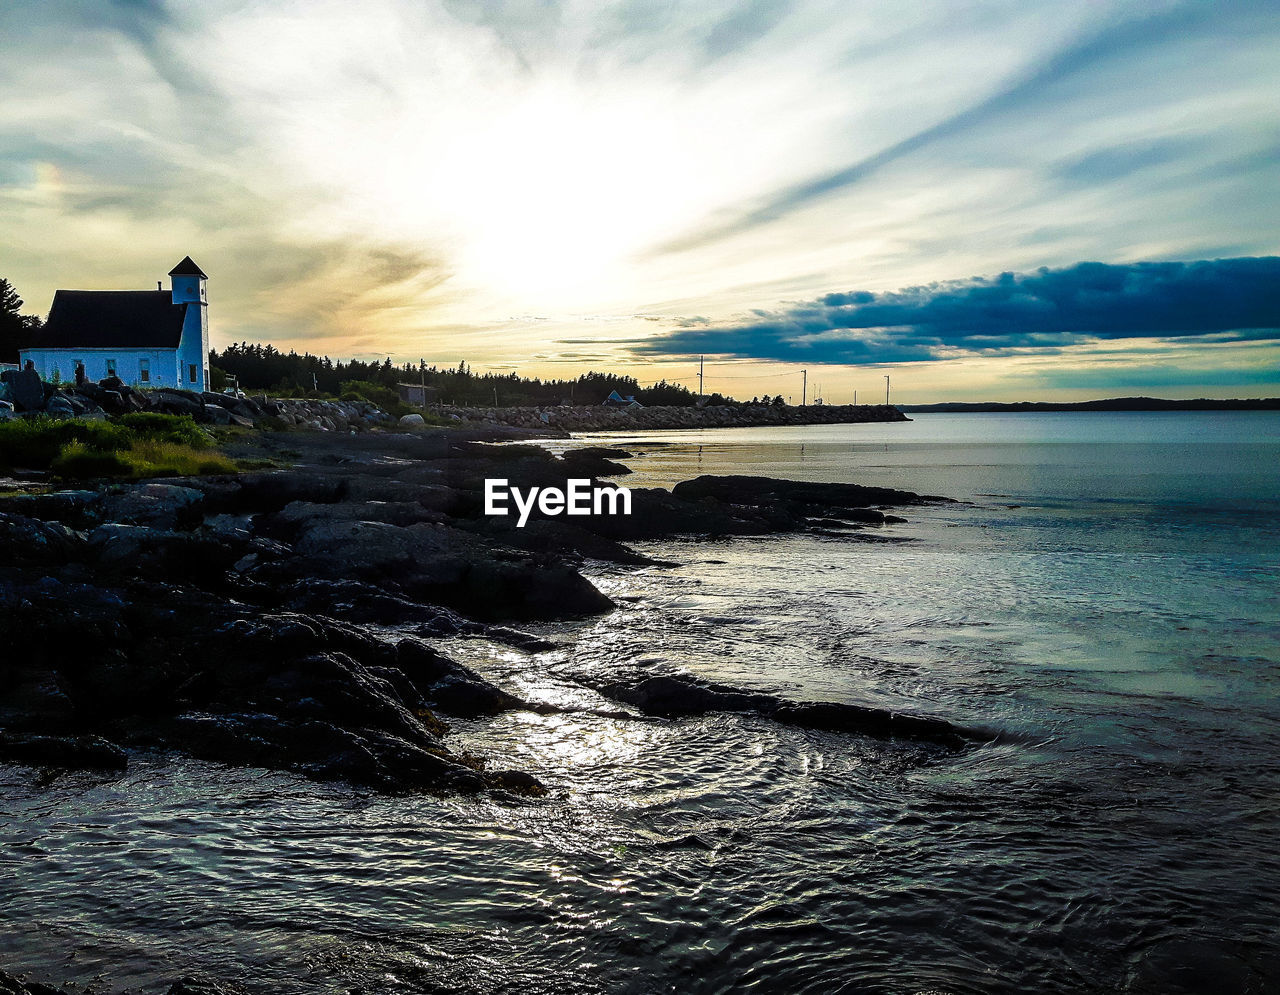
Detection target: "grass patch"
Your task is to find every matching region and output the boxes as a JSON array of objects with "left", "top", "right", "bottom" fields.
[
  {"left": 114, "top": 412, "right": 214, "bottom": 448},
  {"left": 0, "top": 417, "right": 133, "bottom": 469},
  {"left": 49, "top": 439, "right": 237, "bottom": 480},
  {"left": 120, "top": 440, "right": 238, "bottom": 478},
  {"left": 50, "top": 442, "right": 136, "bottom": 479},
  {"left": 1, "top": 413, "right": 234, "bottom": 480}
]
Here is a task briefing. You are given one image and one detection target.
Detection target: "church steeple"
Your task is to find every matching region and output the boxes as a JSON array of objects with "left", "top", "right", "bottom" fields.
[{"left": 168, "top": 256, "right": 207, "bottom": 305}]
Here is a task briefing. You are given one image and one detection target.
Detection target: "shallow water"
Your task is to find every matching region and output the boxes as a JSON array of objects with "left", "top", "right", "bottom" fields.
[{"left": 2, "top": 412, "right": 1278, "bottom": 993}]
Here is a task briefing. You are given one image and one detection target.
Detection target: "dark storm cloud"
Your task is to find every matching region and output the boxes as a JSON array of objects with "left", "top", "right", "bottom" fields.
[{"left": 634, "top": 258, "right": 1280, "bottom": 364}]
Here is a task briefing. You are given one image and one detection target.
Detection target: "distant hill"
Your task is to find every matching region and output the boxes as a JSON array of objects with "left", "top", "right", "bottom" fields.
[{"left": 899, "top": 397, "right": 1280, "bottom": 412}]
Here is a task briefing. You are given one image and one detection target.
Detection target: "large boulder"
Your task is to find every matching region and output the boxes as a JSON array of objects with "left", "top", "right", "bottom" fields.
[
  {"left": 148, "top": 389, "right": 206, "bottom": 420},
  {"left": 73, "top": 382, "right": 128, "bottom": 414},
  {"left": 203, "top": 403, "right": 233, "bottom": 425},
  {"left": 1, "top": 367, "right": 44, "bottom": 412},
  {"left": 44, "top": 394, "right": 75, "bottom": 419}
]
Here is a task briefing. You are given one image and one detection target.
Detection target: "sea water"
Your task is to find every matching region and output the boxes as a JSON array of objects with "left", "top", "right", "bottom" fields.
[{"left": 1, "top": 412, "right": 1277, "bottom": 993}]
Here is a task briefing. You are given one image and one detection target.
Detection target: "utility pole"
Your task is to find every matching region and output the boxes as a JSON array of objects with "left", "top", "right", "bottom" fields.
[
  {"left": 698, "top": 355, "right": 704, "bottom": 398},
  {"left": 854, "top": 389, "right": 857, "bottom": 407},
  {"left": 884, "top": 374, "right": 890, "bottom": 406},
  {"left": 802, "top": 369, "right": 807, "bottom": 406}
]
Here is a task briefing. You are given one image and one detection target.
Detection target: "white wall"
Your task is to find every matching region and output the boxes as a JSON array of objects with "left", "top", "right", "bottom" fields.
[
  {"left": 18, "top": 348, "right": 182, "bottom": 388},
  {"left": 173, "top": 276, "right": 209, "bottom": 392}
]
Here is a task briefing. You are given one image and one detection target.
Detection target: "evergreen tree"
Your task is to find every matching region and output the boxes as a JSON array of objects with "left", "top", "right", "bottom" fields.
[{"left": 0, "top": 277, "right": 43, "bottom": 363}]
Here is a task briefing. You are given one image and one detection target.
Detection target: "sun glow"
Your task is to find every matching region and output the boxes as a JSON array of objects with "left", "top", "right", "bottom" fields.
[{"left": 427, "top": 84, "right": 687, "bottom": 306}]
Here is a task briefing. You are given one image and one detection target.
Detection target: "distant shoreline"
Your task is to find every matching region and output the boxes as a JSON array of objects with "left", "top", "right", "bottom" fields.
[{"left": 900, "top": 397, "right": 1280, "bottom": 413}]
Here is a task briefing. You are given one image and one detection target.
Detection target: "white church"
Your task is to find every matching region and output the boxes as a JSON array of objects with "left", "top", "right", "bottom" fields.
[{"left": 19, "top": 256, "right": 212, "bottom": 392}]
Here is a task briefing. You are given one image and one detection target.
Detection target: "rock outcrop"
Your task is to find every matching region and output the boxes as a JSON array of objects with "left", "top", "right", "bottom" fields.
[{"left": 0, "top": 428, "right": 958, "bottom": 795}]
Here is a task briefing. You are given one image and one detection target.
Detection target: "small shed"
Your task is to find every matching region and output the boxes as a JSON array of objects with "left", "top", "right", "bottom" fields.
[{"left": 397, "top": 383, "right": 440, "bottom": 407}]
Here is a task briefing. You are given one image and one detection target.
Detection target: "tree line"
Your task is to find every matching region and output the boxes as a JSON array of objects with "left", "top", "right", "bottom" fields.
[
  {"left": 210, "top": 342, "right": 737, "bottom": 406},
  {"left": 2, "top": 274, "right": 743, "bottom": 406}
]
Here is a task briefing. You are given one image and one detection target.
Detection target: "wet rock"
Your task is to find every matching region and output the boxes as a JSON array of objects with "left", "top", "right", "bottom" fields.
[
  {"left": 0, "top": 732, "right": 127, "bottom": 770},
  {"left": 773, "top": 701, "right": 981, "bottom": 749},
  {"left": 487, "top": 769, "right": 548, "bottom": 796},
  {"left": 166, "top": 978, "right": 234, "bottom": 995},
  {"left": 558, "top": 450, "right": 632, "bottom": 476},
  {"left": 600, "top": 674, "right": 983, "bottom": 749},
  {"left": 565, "top": 446, "right": 632, "bottom": 460},
  {"left": 602, "top": 675, "right": 775, "bottom": 717},
  {"left": 671, "top": 474, "right": 945, "bottom": 509},
  {"left": 0, "top": 968, "right": 74, "bottom": 995},
  {"left": 579, "top": 486, "right": 789, "bottom": 540},
  {"left": 0, "top": 672, "right": 78, "bottom": 730},
  {"left": 395, "top": 639, "right": 525, "bottom": 717},
  {"left": 460, "top": 516, "right": 658, "bottom": 566}
]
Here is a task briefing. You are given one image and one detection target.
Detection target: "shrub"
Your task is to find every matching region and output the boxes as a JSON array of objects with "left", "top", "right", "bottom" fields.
[
  {"left": 340, "top": 380, "right": 412, "bottom": 418},
  {"left": 114, "top": 412, "right": 212, "bottom": 448}
]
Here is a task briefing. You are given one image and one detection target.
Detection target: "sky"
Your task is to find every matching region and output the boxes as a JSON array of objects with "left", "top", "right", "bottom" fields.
[{"left": 1, "top": 0, "right": 1278, "bottom": 402}]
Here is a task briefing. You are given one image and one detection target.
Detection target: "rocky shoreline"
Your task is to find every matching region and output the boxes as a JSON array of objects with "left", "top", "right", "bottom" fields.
[
  {"left": 0, "top": 421, "right": 994, "bottom": 994},
  {"left": 0, "top": 425, "right": 984, "bottom": 796}
]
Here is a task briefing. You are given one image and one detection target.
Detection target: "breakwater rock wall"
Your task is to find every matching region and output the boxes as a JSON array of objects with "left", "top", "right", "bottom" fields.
[{"left": 436, "top": 402, "right": 908, "bottom": 432}]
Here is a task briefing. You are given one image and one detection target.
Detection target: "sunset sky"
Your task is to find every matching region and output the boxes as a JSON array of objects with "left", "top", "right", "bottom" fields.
[{"left": 2, "top": 0, "right": 1278, "bottom": 401}]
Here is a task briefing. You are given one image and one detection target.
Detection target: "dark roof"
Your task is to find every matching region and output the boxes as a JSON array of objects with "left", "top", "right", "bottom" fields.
[
  {"left": 34, "top": 291, "right": 188, "bottom": 349},
  {"left": 167, "top": 255, "right": 208, "bottom": 278}
]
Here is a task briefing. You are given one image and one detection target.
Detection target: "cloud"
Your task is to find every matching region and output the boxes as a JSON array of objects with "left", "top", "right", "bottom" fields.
[
  {"left": 633, "top": 257, "right": 1280, "bottom": 364},
  {"left": 654, "top": 2, "right": 1252, "bottom": 255},
  {"left": 1030, "top": 363, "right": 1279, "bottom": 390},
  {"left": 1, "top": 0, "right": 1279, "bottom": 387}
]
